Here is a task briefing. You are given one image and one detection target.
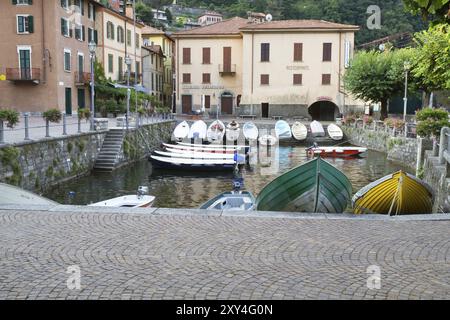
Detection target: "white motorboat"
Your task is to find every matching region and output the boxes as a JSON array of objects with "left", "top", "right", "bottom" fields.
[
  {"left": 291, "top": 122, "right": 308, "bottom": 141},
  {"left": 164, "top": 143, "right": 246, "bottom": 154},
  {"left": 275, "top": 120, "right": 292, "bottom": 139},
  {"left": 200, "top": 191, "right": 256, "bottom": 211},
  {"left": 243, "top": 122, "right": 259, "bottom": 140},
  {"left": 206, "top": 120, "right": 226, "bottom": 143},
  {"left": 327, "top": 123, "right": 344, "bottom": 141},
  {"left": 310, "top": 120, "right": 325, "bottom": 137},
  {"left": 89, "top": 187, "right": 155, "bottom": 208},
  {"left": 173, "top": 121, "right": 190, "bottom": 141},
  {"left": 155, "top": 150, "right": 235, "bottom": 159},
  {"left": 188, "top": 120, "right": 207, "bottom": 140}
]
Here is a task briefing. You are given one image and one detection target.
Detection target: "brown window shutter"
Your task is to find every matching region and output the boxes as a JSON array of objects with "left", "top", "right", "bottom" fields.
[
  {"left": 261, "top": 43, "right": 270, "bottom": 62},
  {"left": 183, "top": 48, "right": 191, "bottom": 64},
  {"left": 322, "top": 74, "right": 331, "bottom": 85},
  {"left": 205, "top": 95, "right": 211, "bottom": 108},
  {"left": 203, "top": 47, "right": 210, "bottom": 64},
  {"left": 294, "top": 43, "right": 303, "bottom": 61},
  {"left": 223, "top": 47, "right": 231, "bottom": 72},
  {"left": 261, "top": 74, "right": 269, "bottom": 85},
  {"left": 293, "top": 74, "right": 302, "bottom": 85},
  {"left": 323, "top": 43, "right": 332, "bottom": 61},
  {"left": 202, "top": 73, "right": 210, "bottom": 83},
  {"left": 183, "top": 73, "right": 191, "bottom": 83}
]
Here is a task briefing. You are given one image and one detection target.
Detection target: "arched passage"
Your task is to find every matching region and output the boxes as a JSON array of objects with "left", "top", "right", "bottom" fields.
[{"left": 308, "top": 101, "right": 340, "bottom": 121}]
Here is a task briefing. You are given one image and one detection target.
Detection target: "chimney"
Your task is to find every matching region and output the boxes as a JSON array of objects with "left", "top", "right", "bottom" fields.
[{"left": 125, "top": 3, "right": 134, "bottom": 19}]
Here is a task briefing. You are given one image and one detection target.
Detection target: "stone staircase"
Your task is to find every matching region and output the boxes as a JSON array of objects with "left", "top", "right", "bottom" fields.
[{"left": 93, "top": 129, "right": 125, "bottom": 171}]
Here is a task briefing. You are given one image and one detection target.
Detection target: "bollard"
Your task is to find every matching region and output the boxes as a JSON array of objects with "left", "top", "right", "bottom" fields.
[
  {"left": 24, "top": 113, "right": 30, "bottom": 140},
  {"left": 78, "top": 117, "right": 81, "bottom": 133},
  {"left": 45, "top": 119, "right": 50, "bottom": 137},
  {"left": 0, "top": 120, "right": 4, "bottom": 144},
  {"left": 62, "top": 113, "right": 67, "bottom": 135}
]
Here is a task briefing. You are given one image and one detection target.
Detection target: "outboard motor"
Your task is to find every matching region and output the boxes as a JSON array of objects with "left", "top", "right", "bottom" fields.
[
  {"left": 232, "top": 178, "right": 244, "bottom": 191},
  {"left": 137, "top": 186, "right": 149, "bottom": 198}
]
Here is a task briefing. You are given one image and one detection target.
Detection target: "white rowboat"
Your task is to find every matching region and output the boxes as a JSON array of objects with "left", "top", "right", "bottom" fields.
[
  {"left": 207, "top": 120, "right": 226, "bottom": 142},
  {"left": 327, "top": 123, "right": 344, "bottom": 141},
  {"left": 155, "top": 150, "right": 235, "bottom": 159},
  {"left": 173, "top": 121, "right": 190, "bottom": 141},
  {"left": 291, "top": 122, "right": 308, "bottom": 141},
  {"left": 310, "top": 120, "right": 325, "bottom": 137},
  {"left": 275, "top": 120, "right": 292, "bottom": 139},
  {"left": 243, "top": 122, "right": 259, "bottom": 140},
  {"left": 188, "top": 120, "right": 207, "bottom": 139}
]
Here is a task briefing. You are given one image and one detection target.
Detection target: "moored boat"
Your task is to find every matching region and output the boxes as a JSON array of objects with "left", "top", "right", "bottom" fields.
[
  {"left": 89, "top": 187, "right": 155, "bottom": 208},
  {"left": 327, "top": 124, "right": 344, "bottom": 141},
  {"left": 243, "top": 122, "right": 259, "bottom": 140},
  {"left": 307, "top": 146, "right": 367, "bottom": 158},
  {"left": 291, "top": 122, "right": 308, "bottom": 141},
  {"left": 155, "top": 150, "right": 236, "bottom": 159},
  {"left": 163, "top": 143, "right": 246, "bottom": 154},
  {"left": 352, "top": 171, "right": 434, "bottom": 215},
  {"left": 188, "top": 120, "right": 207, "bottom": 140},
  {"left": 226, "top": 121, "right": 241, "bottom": 142},
  {"left": 275, "top": 120, "right": 292, "bottom": 140},
  {"left": 255, "top": 157, "right": 352, "bottom": 213},
  {"left": 150, "top": 155, "right": 237, "bottom": 171},
  {"left": 310, "top": 120, "right": 325, "bottom": 137},
  {"left": 173, "top": 121, "right": 190, "bottom": 141},
  {"left": 207, "top": 120, "right": 226, "bottom": 143},
  {"left": 200, "top": 191, "right": 256, "bottom": 211}
]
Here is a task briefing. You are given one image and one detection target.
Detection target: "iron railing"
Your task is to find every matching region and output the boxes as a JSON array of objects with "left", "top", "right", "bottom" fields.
[{"left": 6, "top": 68, "right": 41, "bottom": 82}]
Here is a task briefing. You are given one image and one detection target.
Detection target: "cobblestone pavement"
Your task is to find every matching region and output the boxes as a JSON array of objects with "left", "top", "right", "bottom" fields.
[{"left": 0, "top": 209, "right": 449, "bottom": 300}]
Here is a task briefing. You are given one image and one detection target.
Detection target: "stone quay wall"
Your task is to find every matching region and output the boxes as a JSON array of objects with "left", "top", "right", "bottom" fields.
[
  {"left": 0, "top": 121, "right": 176, "bottom": 193},
  {"left": 422, "top": 150, "right": 449, "bottom": 213}
]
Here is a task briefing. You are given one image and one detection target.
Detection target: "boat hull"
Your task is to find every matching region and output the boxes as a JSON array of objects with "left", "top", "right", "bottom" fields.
[
  {"left": 256, "top": 157, "right": 352, "bottom": 213},
  {"left": 310, "top": 121, "right": 325, "bottom": 137},
  {"left": 243, "top": 122, "right": 259, "bottom": 140},
  {"left": 200, "top": 191, "right": 256, "bottom": 210},
  {"left": 173, "top": 121, "right": 190, "bottom": 141},
  {"left": 275, "top": 120, "right": 292, "bottom": 140},
  {"left": 352, "top": 171, "right": 434, "bottom": 215},
  {"left": 207, "top": 120, "right": 226, "bottom": 142},
  {"left": 292, "top": 122, "right": 308, "bottom": 141},
  {"left": 308, "top": 147, "right": 367, "bottom": 158},
  {"left": 327, "top": 124, "right": 344, "bottom": 141},
  {"left": 150, "top": 156, "right": 236, "bottom": 171}
]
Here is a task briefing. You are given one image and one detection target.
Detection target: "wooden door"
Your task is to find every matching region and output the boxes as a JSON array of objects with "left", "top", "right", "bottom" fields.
[
  {"left": 261, "top": 103, "right": 269, "bottom": 118},
  {"left": 181, "top": 95, "right": 192, "bottom": 114},
  {"left": 221, "top": 96, "right": 233, "bottom": 115},
  {"left": 223, "top": 47, "right": 231, "bottom": 72}
]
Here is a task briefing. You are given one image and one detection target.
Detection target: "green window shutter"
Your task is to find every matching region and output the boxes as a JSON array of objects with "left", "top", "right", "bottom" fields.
[
  {"left": 94, "top": 30, "right": 98, "bottom": 44},
  {"left": 12, "top": 0, "right": 17, "bottom": 5},
  {"left": 82, "top": 26, "right": 85, "bottom": 41},
  {"left": 28, "top": 0, "right": 33, "bottom": 4},
  {"left": 80, "top": 0, "right": 84, "bottom": 15},
  {"left": 28, "top": 16, "right": 34, "bottom": 33},
  {"left": 61, "top": 18, "right": 65, "bottom": 35}
]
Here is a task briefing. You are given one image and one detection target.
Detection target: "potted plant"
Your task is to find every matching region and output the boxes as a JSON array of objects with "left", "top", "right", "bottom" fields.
[
  {"left": 43, "top": 109, "right": 62, "bottom": 123},
  {"left": 78, "top": 108, "right": 91, "bottom": 121},
  {"left": 0, "top": 109, "right": 20, "bottom": 128}
]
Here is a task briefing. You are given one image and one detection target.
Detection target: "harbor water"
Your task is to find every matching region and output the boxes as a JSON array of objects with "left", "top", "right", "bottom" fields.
[{"left": 45, "top": 145, "right": 411, "bottom": 212}]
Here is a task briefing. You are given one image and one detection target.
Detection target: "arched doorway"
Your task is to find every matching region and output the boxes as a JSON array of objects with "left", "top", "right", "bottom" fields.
[
  {"left": 308, "top": 101, "right": 340, "bottom": 121},
  {"left": 221, "top": 91, "right": 234, "bottom": 115}
]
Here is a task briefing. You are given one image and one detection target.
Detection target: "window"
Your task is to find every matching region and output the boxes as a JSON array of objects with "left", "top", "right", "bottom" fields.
[
  {"left": 88, "top": 28, "right": 98, "bottom": 44},
  {"left": 64, "top": 49, "right": 71, "bottom": 72},
  {"left": 118, "top": 56, "right": 123, "bottom": 81},
  {"left": 61, "top": 0, "right": 69, "bottom": 9},
  {"left": 127, "top": 29, "right": 131, "bottom": 46},
  {"left": 117, "top": 26, "right": 124, "bottom": 43},
  {"left": 260, "top": 74, "right": 269, "bottom": 85},
  {"left": 17, "top": 46, "right": 32, "bottom": 78},
  {"left": 202, "top": 48, "right": 210, "bottom": 64},
  {"left": 135, "top": 33, "right": 140, "bottom": 48},
  {"left": 322, "top": 74, "right": 331, "bottom": 85},
  {"left": 182, "top": 48, "right": 191, "bottom": 64},
  {"left": 136, "top": 61, "right": 140, "bottom": 80},
  {"left": 17, "top": 15, "right": 33, "bottom": 34},
  {"left": 204, "top": 95, "right": 211, "bottom": 109},
  {"left": 61, "top": 18, "right": 70, "bottom": 37},
  {"left": 293, "top": 74, "right": 302, "bottom": 85},
  {"left": 294, "top": 43, "right": 303, "bottom": 61},
  {"left": 88, "top": 3, "right": 95, "bottom": 20},
  {"left": 151, "top": 73, "right": 154, "bottom": 91},
  {"left": 108, "top": 54, "right": 113, "bottom": 73},
  {"left": 202, "top": 73, "right": 210, "bottom": 84},
  {"left": 14, "top": 0, "right": 33, "bottom": 5},
  {"left": 106, "top": 22, "right": 114, "bottom": 40},
  {"left": 182, "top": 73, "right": 191, "bottom": 83},
  {"left": 74, "top": 24, "right": 84, "bottom": 41},
  {"left": 323, "top": 43, "right": 332, "bottom": 61},
  {"left": 261, "top": 43, "right": 270, "bottom": 62}
]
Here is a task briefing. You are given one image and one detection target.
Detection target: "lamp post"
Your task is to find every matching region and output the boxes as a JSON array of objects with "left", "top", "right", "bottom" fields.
[
  {"left": 403, "top": 61, "right": 411, "bottom": 123},
  {"left": 125, "top": 54, "right": 132, "bottom": 131},
  {"left": 88, "top": 41, "right": 97, "bottom": 131}
]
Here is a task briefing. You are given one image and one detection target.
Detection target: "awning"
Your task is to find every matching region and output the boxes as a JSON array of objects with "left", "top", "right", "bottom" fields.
[{"left": 109, "top": 82, "right": 149, "bottom": 93}]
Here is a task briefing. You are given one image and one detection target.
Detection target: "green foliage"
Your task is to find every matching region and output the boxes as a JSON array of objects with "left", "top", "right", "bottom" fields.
[
  {"left": 94, "top": 60, "right": 108, "bottom": 84},
  {"left": 136, "top": 1, "right": 154, "bottom": 24},
  {"left": 78, "top": 108, "right": 91, "bottom": 120},
  {"left": 412, "top": 24, "right": 450, "bottom": 92},
  {"left": 416, "top": 107, "right": 450, "bottom": 137},
  {"left": 43, "top": 109, "right": 62, "bottom": 123},
  {"left": 403, "top": 0, "right": 450, "bottom": 22},
  {"left": 0, "top": 109, "right": 20, "bottom": 128},
  {"left": 1, "top": 147, "right": 22, "bottom": 186},
  {"left": 344, "top": 49, "right": 414, "bottom": 119}
]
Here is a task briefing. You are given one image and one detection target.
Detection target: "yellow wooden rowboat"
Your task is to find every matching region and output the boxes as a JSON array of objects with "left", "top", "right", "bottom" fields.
[{"left": 352, "top": 171, "right": 434, "bottom": 215}]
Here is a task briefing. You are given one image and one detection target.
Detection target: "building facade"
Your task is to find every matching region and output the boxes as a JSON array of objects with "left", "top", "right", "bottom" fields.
[
  {"left": 0, "top": 0, "right": 100, "bottom": 114},
  {"left": 142, "top": 45, "right": 165, "bottom": 100},
  {"left": 95, "top": 3, "right": 143, "bottom": 85},
  {"left": 198, "top": 12, "right": 223, "bottom": 26},
  {"left": 141, "top": 26, "right": 175, "bottom": 110},
  {"left": 173, "top": 17, "right": 363, "bottom": 119}
]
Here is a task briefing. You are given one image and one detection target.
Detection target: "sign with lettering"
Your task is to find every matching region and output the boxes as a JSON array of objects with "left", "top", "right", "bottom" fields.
[
  {"left": 317, "top": 96, "right": 332, "bottom": 101},
  {"left": 286, "top": 65, "right": 310, "bottom": 71},
  {"left": 182, "top": 85, "right": 225, "bottom": 90}
]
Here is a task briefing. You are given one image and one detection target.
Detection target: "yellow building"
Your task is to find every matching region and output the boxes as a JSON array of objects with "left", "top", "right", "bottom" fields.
[
  {"left": 141, "top": 26, "right": 175, "bottom": 110},
  {"left": 173, "top": 17, "right": 364, "bottom": 119},
  {"left": 95, "top": 2, "right": 143, "bottom": 84}
]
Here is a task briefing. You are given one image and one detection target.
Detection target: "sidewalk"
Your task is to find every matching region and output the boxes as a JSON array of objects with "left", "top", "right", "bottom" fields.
[{"left": 0, "top": 114, "right": 171, "bottom": 145}]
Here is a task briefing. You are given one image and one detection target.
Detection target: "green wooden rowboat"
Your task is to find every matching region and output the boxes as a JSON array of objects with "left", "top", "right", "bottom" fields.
[{"left": 255, "top": 157, "right": 352, "bottom": 213}]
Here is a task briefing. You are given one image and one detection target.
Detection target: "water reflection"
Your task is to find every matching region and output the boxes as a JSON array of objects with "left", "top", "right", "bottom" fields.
[{"left": 45, "top": 145, "right": 411, "bottom": 211}]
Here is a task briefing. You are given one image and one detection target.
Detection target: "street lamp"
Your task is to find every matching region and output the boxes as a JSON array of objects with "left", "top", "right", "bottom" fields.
[
  {"left": 403, "top": 60, "right": 411, "bottom": 123},
  {"left": 125, "top": 54, "right": 132, "bottom": 131},
  {"left": 88, "top": 41, "right": 97, "bottom": 131}
]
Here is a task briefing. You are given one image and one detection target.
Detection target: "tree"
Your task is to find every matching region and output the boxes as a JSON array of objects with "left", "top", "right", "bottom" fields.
[
  {"left": 416, "top": 107, "right": 450, "bottom": 139},
  {"left": 165, "top": 8, "right": 173, "bottom": 24},
  {"left": 136, "top": 1, "right": 154, "bottom": 25},
  {"left": 344, "top": 49, "right": 415, "bottom": 120},
  {"left": 403, "top": 0, "right": 450, "bottom": 23},
  {"left": 411, "top": 23, "right": 450, "bottom": 96}
]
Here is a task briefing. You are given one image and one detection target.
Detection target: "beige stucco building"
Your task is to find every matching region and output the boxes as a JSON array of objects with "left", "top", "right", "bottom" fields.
[
  {"left": 95, "top": 3, "right": 143, "bottom": 84},
  {"left": 142, "top": 45, "right": 165, "bottom": 99},
  {"left": 0, "top": 0, "right": 100, "bottom": 114},
  {"left": 174, "top": 17, "right": 363, "bottom": 120}
]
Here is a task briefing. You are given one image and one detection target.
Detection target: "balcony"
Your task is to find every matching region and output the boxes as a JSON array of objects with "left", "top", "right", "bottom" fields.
[
  {"left": 219, "top": 64, "right": 236, "bottom": 76},
  {"left": 6, "top": 68, "right": 41, "bottom": 84},
  {"left": 121, "top": 72, "right": 142, "bottom": 84},
  {"left": 74, "top": 72, "right": 91, "bottom": 86}
]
